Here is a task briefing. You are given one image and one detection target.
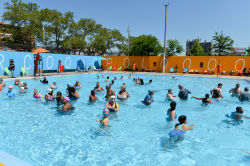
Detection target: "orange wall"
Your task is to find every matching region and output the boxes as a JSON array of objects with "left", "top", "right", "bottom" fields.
[{"left": 101, "top": 56, "right": 250, "bottom": 75}]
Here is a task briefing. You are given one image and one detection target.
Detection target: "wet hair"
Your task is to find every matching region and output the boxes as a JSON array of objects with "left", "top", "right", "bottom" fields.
[
  {"left": 107, "top": 76, "right": 109, "bottom": 79},
  {"left": 91, "top": 90, "right": 95, "bottom": 96},
  {"left": 218, "top": 83, "right": 223, "bottom": 87},
  {"left": 175, "top": 123, "right": 179, "bottom": 128},
  {"left": 244, "top": 87, "right": 249, "bottom": 92},
  {"left": 170, "top": 101, "right": 176, "bottom": 111},
  {"left": 111, "top": 80, "right": 114, "bottom": 84},
  {"left": 48, "top": 90, "right": 53, "bottom": 95},
  {"left": 149, "top": 80, "right": 152, "bottom": 83},
  {"left": 57, "top": 91, "right": 62, "bottom": 97},
  {"left": 140, "top": 79, "right": 144, "bottom": 85},
  {"left": 178, "top": 115, "right": 187, "bottom": 124},
  {"left": 236, "top": 83, "right": 240, "bottom": 88},
  {"left": 178, "top": 84, "right": 183, "bottom": 89},
  {"left": 236, "top": 106, "right": 243, "bottom": 114},
  {"left": 168, "top": 89, "right": 173, "bottom": 93},
  {"left": 205, "top": 93, "right": 210, "bottom": 99},
  {"left": 68, "top": 87, "right": 76, "bottom": 94}
]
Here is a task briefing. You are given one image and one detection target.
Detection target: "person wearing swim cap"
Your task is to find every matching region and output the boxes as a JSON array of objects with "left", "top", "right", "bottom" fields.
[
  {"left": 166, "top": 101, "right": 177, "bottom": 121},
  {"left": 229, "top": 83, "right": 242, "bottom": 97},
  {"left": 33, "top": 89, "right": 43, "bottom": 99},
  {"left": 192, "top": 94, "right": 212, "bottom": 105},
  {"left": 167, "top": 89, "right": 179, "bottom": 101},
  {"left": 96, "top": 109, "right": 109, "bottom": 127},
  {"left": 210, "top": 83, "right": 223, "bottom": 99},
  {"left": 143, "top": 90, "right": 154, "bottom": 105},
  {"left": 94, "top": 82, "right": 105, "bottom": 92},
  {"left": 89, "top": 90, "right": 98, "bottom": 102},
  {"left": 239, "top": 87, "right": 250, "bottom": 102},
  {"left": 6, "top": 85, "right": 16, "bottom": 97},
  {"left": 178, "top": 84, "right": 191, "bottom": 100},
  {"left": 105, "top": 96, "right": 119, "bottom": 112},
  {"left": 230, "top": 107, "right": 250, "bottom": 120},
  {"left": 177, "top": 115, "right": 195, "bottom": 131}
]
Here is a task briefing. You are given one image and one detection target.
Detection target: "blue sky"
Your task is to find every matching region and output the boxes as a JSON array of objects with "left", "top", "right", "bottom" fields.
[{"left": 1, "top": 0, "right": 250, "bottom": 53}]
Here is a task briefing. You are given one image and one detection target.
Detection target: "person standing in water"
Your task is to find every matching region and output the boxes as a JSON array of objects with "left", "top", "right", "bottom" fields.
[
  {"left": 96, "top": 109, "right": 109, "bottom": 127},
  {"left": 192, "top": 94, "right": 213, "bottom": 104},
  {"left": 166, "top": 101, "right": 177, "bottom": 121},
  {"left": 229, "top": 83, "right": 242, "bottom": 97},
  {"left": 132, "top": 62, "right": 136, "bottom": 73},
  {"left": 143, "top": 90, "right": 154, "bottom": 105},
  {"left": 94, "top": 82, "right": 105, "bottom": 92},
  {"left": 178, "top": 84, "right": 191, "bottom": 100},
  {"left": 89, "top": 90, "right": 98, "bottom": 102},
  {"left": 210, "top": 83, "right": 223, "bottom": 100}
]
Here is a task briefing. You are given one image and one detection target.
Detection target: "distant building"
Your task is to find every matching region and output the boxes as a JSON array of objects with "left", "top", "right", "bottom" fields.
[
  {"left": 230, "top": 48, "right": 247, "bottom": 56},
  {"left": 186, "top": 39, "right": 213, "bottom": 56}
]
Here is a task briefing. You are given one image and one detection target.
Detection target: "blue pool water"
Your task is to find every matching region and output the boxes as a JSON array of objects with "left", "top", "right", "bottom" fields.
[{"left": 0, "top": 73, "right": 250, "bottom": 166}]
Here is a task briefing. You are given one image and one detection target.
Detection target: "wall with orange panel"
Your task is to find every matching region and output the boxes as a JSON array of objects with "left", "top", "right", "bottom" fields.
[{"left": 101, "top": 56, "right": 250, "bottom": 75}]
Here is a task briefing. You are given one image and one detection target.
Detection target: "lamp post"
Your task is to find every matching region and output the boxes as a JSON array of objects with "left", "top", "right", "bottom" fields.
[{"left": 162, "top": 3, "right": 169, "bottom": 73}]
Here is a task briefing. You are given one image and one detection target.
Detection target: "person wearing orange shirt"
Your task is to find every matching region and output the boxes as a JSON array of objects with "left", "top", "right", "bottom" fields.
[
  {"left": 132, "top": 62, "right": 136, "bottom": 73},
  {"left": 217, "top": 64, "right": 222, "bottom": 77}
]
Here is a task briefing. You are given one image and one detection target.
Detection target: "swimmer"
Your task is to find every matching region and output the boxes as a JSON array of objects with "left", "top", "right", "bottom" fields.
[
  {"left": 128, "top": 74, "right": 132, "bottom": 78},
  {"left": 0, "top": 78, "right": 6, "bottom": 87},
  {"left": 167, "top": 89, "right": 179, "bottom": 101},
  {"left": 178, "top": 84, "right": 191, "bottom": 100},
  {"left": 230, "top": 107, "right": 250, "bottom": 120},
  {"left": 117, "top": 85, "right": 130, "bottom": 99},
  {"left": 45, "top": 89, "right": 55, "bottom": 101},
  {"left": 101, "top": 75, "right": 104, "bottom": 78},
  {"left": 56, "top": 91, "right": 69, "bottom": 105},
  {"left": 105, "top": 95, "right": 119, "bottom": 112},
  {"left": 166, "top": 101, "right": 177, "bottom": 121},
  {"left": 105, "top": 76, "right": 110, "bottom": 82},
  {"left": 6, "top": 85, "right": 16, "bottom": 97},
  {"left": 192, "top": 93, "right": 212, "bottom": 104},
  {"left": 96, "top": 109, "right": 109, "bottom": 127},
  {"left": 114, "top": 77, "right": 117, "bottom": 80},
  {"left": 168, "top": 123, "right": 185, "bottom": 137},
  {"left": 210, "top": 83, "right": 223, "bottom": 99},
  {"left": 229, "top": 83, "right": 242, "bottom": 97},
  {"left": 143, "top": 90, "right": 154, "bottom": 105},
  {"left": 68, "top": 87, "right": 79, "bottom": 100},
  {"left": 89, "top": 90, "right": 98, "bottom": 102},
  {"left": 14, "top": 79, "right": 20, "bottom": 85},
  {"left": 58, "top": 99, "right": 73, "bottom": 112},
  {"left": 147, "top": 80, "right": 152, "bottom": 84},
  {"left": 74, "top": 80, "right": 82, "bottom": 89},
  {"left": 22, "top": 82, "right": 28, "bottom": 89},
  {"left": 97, "top": 75, "right": 99, "bottom": 79},
  {"left": 94, "top": 82, "right": 105, "bottom": 92},
  {"left": 33, "top": 89, "right": 43, "bottom": 99},
  {"left": 104, "top": 85, "right": 115, "bottom": 100},
  {"left": 172, "top": 76, "right": 175, "bottom": 80},
  {"left": 177, "top": 115, "right": 195, "bottom": 131},
  {"left": 48, "top": 81, "right": 57, "bottom": 90},
  {"left": 109, "top": 80, "right": 115, "bottom": 86},
  {"left": 121, "top": 76, "right": 124, "bottom": 79},
  {"left": 40, "top": 76, "right": 48, "bottom": 84},
  {"left": 239, "top": 87, "right": 250, "bottom": 102}
]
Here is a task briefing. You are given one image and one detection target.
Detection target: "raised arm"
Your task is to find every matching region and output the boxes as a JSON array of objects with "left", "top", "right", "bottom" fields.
[{"left": 191, "top": 96, "right": 203, "bottom": 100}]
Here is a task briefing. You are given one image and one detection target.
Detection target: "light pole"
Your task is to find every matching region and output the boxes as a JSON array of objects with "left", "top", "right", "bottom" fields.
[{"left": 162, "top": 3, "right": 169, "bottom": 73}]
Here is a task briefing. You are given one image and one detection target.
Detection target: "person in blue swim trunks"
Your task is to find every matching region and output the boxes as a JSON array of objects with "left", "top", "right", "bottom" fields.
[
  {"left": 105, "top": 95, "right": 119, "bottom": 112},
  {"left": 143, "top": 90, "right": 154, "bottom": 105},
  {"left": 166, "top": 101, "right": 177, "bottom": 121},
  {"left": 6, "top": 85, "right": 16, "bottom": 97},
  {"left": 230, "top": 107, "right": 250, "bottom": 120}
]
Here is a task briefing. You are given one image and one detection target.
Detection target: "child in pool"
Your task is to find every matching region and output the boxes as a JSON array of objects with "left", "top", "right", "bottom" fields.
[
  {"left": 96, "top": 109, "right": 109, "bottom": 127},
  {"left": 230, "top": 107, "right": 250, "bottom": 120}
]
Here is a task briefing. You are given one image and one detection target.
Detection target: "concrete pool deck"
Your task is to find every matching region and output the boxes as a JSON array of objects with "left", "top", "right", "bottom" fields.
[
  {"left": 1, "top": 71, "right": 250, "bottom": 80},
  {"left": 0, "top": 151, "right": 32, "bottom": 166}
]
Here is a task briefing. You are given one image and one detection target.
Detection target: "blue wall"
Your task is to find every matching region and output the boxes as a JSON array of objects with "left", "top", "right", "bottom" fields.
[{"left": 0, "top": 51, "right": 102, "bottom": 76}]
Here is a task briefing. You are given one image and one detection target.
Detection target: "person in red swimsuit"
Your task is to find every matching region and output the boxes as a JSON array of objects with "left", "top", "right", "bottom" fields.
[
  {"left": 217, "top": 64, "right": 222, "bottom": 77},
  {"left": 132, "top": 62, "right": 136, "bottom": 73}
]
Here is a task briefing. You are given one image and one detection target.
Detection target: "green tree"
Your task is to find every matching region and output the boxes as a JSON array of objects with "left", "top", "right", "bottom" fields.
[
  {"left": 129, "top": 35, "right": 162, "bottom": 56},
  {"left": 246, "top": 46, "right": 250, "bottom": 56},
  {"left": 213, "top": 32, "right": 234, "bottom": 56},
  {"left": 166, "top": 39, "right": 184, "bottom": 56},
  {"left": 188, "top": 40, "right": 205, "bottom": 56}
]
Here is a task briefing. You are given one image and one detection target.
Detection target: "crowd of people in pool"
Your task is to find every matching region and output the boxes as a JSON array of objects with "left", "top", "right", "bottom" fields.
[{"left": 0, "top": 75, "right": 249, "bottom": 138}]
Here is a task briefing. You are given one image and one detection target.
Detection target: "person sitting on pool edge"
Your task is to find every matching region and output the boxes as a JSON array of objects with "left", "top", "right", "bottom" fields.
[
  {"left": 210, "top": 83, "right": 223, "bottom": 100},
  {"left": 96, "top": 109, "right": 109, "bottom": 127},
  {"left": 229, "top": 83, "right": 242, "bottom": 97},
  {"left": 6, "top": 85, "right": 16, "bottom": 97},
  {"left": 230, "top": 106, "right": 250, "bottom": 120},
  {"left": 68, "top": 87, "right": 79, "bottom": 100},
  {"left": 94, "top": 82, "right": 105, "bottom": 92},
  {"left": 104, "top": 85, "right": 115, "bottom": 100},
  {"left": 117, "top": 85, "right": 130, "bottom": 99},
  {"left": 40, "top": 76, "right": 49, "bottom": 84},
  {"left": 74, "top": 80, "right": 82, "bottom": 89},
  {"left": 89, "top": 90, "right": 98, "bottom": 102},
  {"left": 143, "top": 90, "right": 154, "bottom": 105},
  {"left": 177, "top": 115, "right": 195, "bottom": 131},
  {"left": 178, "top": 84, "right": 191, "bottom": 100},
  {"left": 33, "top": 89, "right": 43, "bottom": 99},
  {"left": 239, "top": 87, "right": 250, "bottom": 102},
  {"left": 45, "top": 89, "right": 55, "bottom": 101},
  {"left": 167, "top": 89, "right": 179, "bottom": 101},
  {"left": 192, "top": 94, "right": 212, "bottom": 105},
  {"left": 105, "top": 95, "right": 119, "bottom": 112},
  {"left": 166, "top": 101, "right": 177, "bottom": 121}
]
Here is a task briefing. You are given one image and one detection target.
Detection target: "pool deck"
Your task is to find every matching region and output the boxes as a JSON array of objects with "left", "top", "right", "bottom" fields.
[{"left": 1, "top": 71, "right": 250, "bottom": 80}]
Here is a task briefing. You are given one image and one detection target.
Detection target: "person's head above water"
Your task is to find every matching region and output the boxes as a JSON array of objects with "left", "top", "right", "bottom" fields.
[
  {"left": 57, "top": 91, "right": 62, "bottom": 97},
  {"left": 34, "top": 89, "right": 38, "bottom": 94},
  {"left": 96, "top": 82, "right": 100, "bottom": 86},
  {"left": 218, "top": 83, "right": 223, "bottom": 88},
  {"left": 205, "top": 93, "right": 210, "bottom": 99},
  {"left": 244, "top": 87, "right": 249, "bottom": 92},
  {"left": 148, "top": 90, "right": 154, "bottom": 95},
  {"left": 178, "top": 84, "right": 184, "bottom": 90},
  {"left": 149, "top": 80, "right": 152, "bottom": 83},
  {"left": 106, "top": 85, "right": 111, "bottom": 90},
  {"left": 170, "top": 101, "right": 176, "bottom": 111},
  {"left": 107, "top": 76, "right": 109, "bottom": 79},
  {"left": 91, "top": 90, "right": 95, "bottom": 96},
  {"left": 53, "top": 81, "right": 56, "bottom": 85},
  {"left": 175, "top": 123, "right": 179, "bottom": 129},
  {"left": 236, "top": 83, "right": 240, "bottom": 88},
  {"left": 103, "top": 109, "right": 110, "bottom": 117},
  {"left": 168, "top": 89, "right": 173, "bottom": 94},
  {"left": 121, "top": 85, "right": 126, "bottom": 92},
  {"left": 8, "top": 85, "right": 13, "bottom": 91},
  {"left": 76, "top": 80, "right": 79, "bottom": 84},
  {"left": 236, "top": 106, "right": 244, "bottom": 114},
  {"left": 178, "top": 115, "right": 187, "bottom": 124}
]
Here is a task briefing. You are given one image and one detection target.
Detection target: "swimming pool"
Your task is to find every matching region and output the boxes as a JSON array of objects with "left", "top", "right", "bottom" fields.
[{"left": 0, "top": 73, "right": 249, "bottom": 166}]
